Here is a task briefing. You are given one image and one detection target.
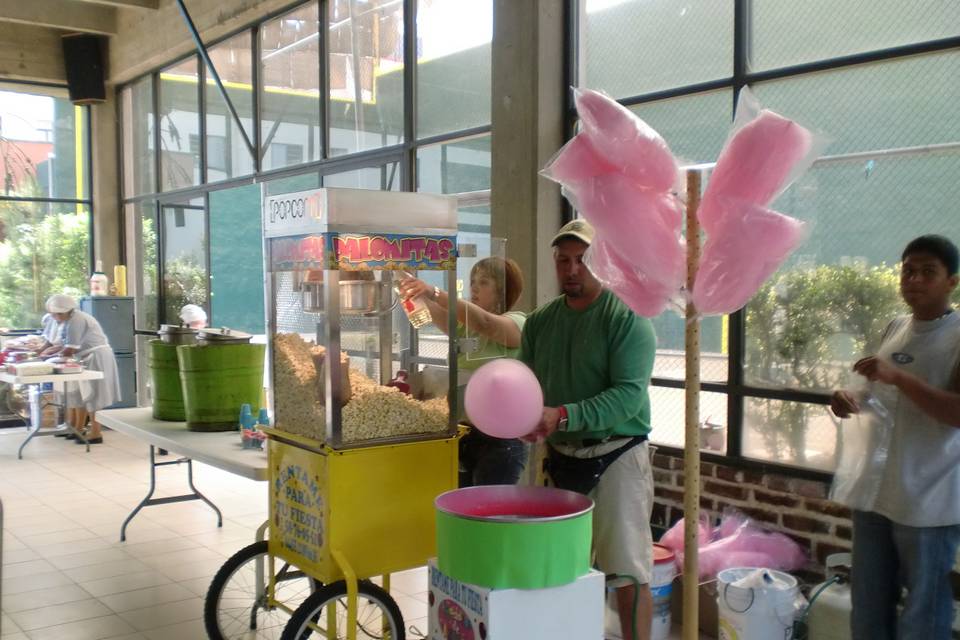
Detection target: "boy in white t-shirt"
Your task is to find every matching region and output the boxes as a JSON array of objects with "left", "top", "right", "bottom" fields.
[{"left": 832, "top": 235, "right": 960, "bottom": 640}]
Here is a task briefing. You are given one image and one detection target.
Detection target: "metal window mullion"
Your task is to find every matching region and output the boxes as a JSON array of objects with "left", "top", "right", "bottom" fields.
[
  {"left": 204, "top": 191, "right": 212, "bottom": 322},
  {"left": 320, "top": 0, "right": 330, "bottom": 160},
  {"left": 252, "top": 26, "right": 262, "bottom": 173},
  {"left": 153, "top": 72, "right": 162, "bottom": 194},
  {"left": 85, "top": 104, "right": 95, "bottom": 272},
  {"left": 402, "top": 0, "right": 416, "bottom": 193},
  {"left": 198, "top": 56, "right": 207, "bottom": 185}
]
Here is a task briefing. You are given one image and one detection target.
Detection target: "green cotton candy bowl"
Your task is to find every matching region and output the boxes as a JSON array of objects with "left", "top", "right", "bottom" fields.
[{"left": 435, "top": 485, "right": 594, "bottom": 590}]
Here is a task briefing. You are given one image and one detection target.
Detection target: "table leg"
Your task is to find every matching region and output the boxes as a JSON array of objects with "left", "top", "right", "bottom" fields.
[
  {"left": 120, "top": 445, "right": 224, "bottom": 542},
  {"left": 17, "top": 386, "right": 42, "bottom": 460}
]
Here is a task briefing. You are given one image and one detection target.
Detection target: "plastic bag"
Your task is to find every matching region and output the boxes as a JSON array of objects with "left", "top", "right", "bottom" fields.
[
  {"left": 585, "top": 236, "right": 682, "bottom": 317},
  {"left": 658, "top": 515, "right": 713, "bottom": 555},
  {"left": 675, "top": 509, "right": 807, "bottom": 580},
  {"left": 691, "top": 87, "right": 828, "bottom": 316},
  {"left": 691, "top": 200, "right": 807, "bottom": 316},
  {"left": 828, "top": 388, "right": 895, "bottom": 511}
]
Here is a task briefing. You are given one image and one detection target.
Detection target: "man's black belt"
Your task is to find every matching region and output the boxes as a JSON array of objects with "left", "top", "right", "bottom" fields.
[{"left": 580, "top": 434, "right": 647, "bottom": 448}]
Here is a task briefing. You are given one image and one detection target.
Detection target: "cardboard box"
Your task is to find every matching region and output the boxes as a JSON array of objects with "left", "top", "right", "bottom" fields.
[
  {"left": 670, "top": 577, "right": 719, "bottom": 638},
  {"left": 39, "top": 391, "right": 59, "bottom": 428},
  {"left": 428, "top": 559, "right": 605, "bottom": 640}
]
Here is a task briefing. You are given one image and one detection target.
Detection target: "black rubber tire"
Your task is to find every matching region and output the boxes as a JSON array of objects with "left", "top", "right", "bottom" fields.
[
  {"left": 279, "top": 580, "right": 405, "bottom": 640},
  {"left": 204, "top": 540, "right": 320, "bottom": 640}
]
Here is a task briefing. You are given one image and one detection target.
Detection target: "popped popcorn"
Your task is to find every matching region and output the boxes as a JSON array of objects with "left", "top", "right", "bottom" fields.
[{"left": 272, "top": 332, "right": 450, "bottom": 444}]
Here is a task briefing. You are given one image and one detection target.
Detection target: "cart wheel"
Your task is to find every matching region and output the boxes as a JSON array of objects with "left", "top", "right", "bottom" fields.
[
  {"left": 204, "top": 540, "right": 321, "bottom": 640},
  {"left": 280, "top": 580, "right": 405, "bottom": 640}
]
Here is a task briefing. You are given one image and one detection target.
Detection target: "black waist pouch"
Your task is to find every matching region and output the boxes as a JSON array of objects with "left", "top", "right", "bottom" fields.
[{"left": 546, "top": 436, "right": 645, "bottom": 495}]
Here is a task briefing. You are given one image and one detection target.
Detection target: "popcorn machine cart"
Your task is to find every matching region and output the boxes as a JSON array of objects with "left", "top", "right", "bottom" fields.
[{"left": 204, "top": 187, "right": 462, "bottom": 640}]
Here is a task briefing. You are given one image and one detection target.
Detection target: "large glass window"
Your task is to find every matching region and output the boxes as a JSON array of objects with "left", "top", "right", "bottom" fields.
[
  {"left": 573, "top": 0, "right": 960, "bottom": 473},
  {"left": 580, "top": 0, "right": 734, "bottom": 99},
  {"left": 209, "top": 184, "right": 264, "bottom": 333},
  {"left": 160, "top": 198, "right": 208, "bottom": 324},
  {"left": 0, "top": 86, "right": 90, "bottom": 328},
  {"left": 417, "top": 135, "right": 492, "bottom": 242},
  {"left": 206, "top": 32, "right": 256, "bottom": 181},
  {"left": 159, "top": 56, "right": 202, "bottom": 190},
  {"left": 121, "top": 77, "right": 156, "bottom": 197},
  {"left": 416, "top": 0, "right": 492, "bottom": 139},
  {"left": 751, "top": 0, "right": 960, "bottom": 71},
  {"left": 328, "top": 0, "right": 405, "bottom": 156},
  {"left": 261, "top": 4, "right": 321, "bottom": 171}
]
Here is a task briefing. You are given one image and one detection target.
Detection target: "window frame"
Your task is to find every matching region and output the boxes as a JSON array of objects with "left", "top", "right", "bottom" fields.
[{"left": 569, "top": 0, "right": 960, "bottom": 480}]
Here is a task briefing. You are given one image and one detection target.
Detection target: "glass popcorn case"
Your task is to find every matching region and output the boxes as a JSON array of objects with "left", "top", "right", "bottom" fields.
[{"left": 262, "top": 187, "right": 460, "bottom": 449}]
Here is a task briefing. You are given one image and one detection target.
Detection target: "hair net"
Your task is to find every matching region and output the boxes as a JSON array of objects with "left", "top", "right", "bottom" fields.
[
  {"left": 45, "top": 294, "right": 78, "bottom": 314},
  {"left": 179, "top": 304, "right": 207, "bottom": 325}
]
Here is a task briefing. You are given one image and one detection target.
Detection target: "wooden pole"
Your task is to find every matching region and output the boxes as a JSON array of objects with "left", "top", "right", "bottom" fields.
[{"left": 682, "top": 169, "right": 702, "bottom": 640}]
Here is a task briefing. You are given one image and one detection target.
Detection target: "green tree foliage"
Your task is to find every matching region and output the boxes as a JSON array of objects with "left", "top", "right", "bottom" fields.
[
  {"left": 745, "top": 263, "right": 960, "bottom": 466},
  {"left": 0, "top": 175, "right": 88, "bottom": 328}
]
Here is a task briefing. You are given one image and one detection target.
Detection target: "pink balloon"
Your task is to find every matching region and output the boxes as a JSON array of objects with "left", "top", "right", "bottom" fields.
[
  {"left": 699, "top": 110, "right": 813, "bottom": 235},
  {"left": 573, "top": 88, "right": 679, "bottom": 192},
  {"left": 693, "top": 200, "right": 805, "bottom": 316},
  {"left": 574, "top": 173, "right": 686, "bottom": 291},
  {"left": 586, "top": 236, "right": 678, "bottom": 318},
  {"left": 464, "top": 359, "right": 544, "bottom": 439}
]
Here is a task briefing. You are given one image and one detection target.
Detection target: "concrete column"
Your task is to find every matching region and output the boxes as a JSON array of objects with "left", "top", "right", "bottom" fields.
[
  {"left": 90, "top": 86, "right": 121, "bottom": 280},
  {"left": 491, "top": 0, "right": 566, "bottom": 310}
]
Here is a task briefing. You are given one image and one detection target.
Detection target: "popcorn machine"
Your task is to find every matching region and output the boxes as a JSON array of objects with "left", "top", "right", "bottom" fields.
[
  {"left": 236, "top": 187, "right": 462, "bottom": 639},
  {"left": 263, "top": 187, "right": 460, "bottom": 448}
]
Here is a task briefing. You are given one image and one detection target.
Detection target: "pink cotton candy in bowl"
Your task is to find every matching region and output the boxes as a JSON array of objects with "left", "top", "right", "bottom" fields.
[
  {"left": 693, "top": 200, "right": 806, "bottom": 316},
  {"left": 573, "top": 88, "right": 679, "bottom": 192}
]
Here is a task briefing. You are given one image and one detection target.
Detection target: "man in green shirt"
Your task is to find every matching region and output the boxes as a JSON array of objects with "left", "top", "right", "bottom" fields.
[{"left": 521, "top": 219, "right": 657, "bottom": 640}]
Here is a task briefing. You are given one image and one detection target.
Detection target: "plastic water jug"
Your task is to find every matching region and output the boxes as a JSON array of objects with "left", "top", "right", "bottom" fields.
[{"left": 807, "top": 553, "right": 852, "bottom": 640}]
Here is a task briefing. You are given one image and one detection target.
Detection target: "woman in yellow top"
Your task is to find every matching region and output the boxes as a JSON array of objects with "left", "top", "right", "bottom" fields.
[{"left": 399, "top": 257, "right": 527, "bottom": 486}]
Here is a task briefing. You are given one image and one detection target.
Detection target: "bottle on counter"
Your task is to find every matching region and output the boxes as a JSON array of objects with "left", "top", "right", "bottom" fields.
[
  {"left": 257, "top": 408, "right": 270, "bottom": 427},
  {"left": 89, "top": 260, "right": 109, "bottom": 296},
  {"left": 239, "top": 403, "right": 254, "bottom": 431}
]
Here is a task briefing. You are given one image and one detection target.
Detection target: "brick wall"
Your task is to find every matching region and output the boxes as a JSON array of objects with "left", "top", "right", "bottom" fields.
[{"left": 651, "top": 450, "right": 851, "bottom": 582}]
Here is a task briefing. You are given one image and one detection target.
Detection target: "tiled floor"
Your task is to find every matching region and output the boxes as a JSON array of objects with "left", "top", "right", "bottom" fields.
[
  {"left": 0, "top": 427, "right": 434, "bottom": 640},
  {"left": 1, "top": 426, "right": 706, "bottom": 640}
]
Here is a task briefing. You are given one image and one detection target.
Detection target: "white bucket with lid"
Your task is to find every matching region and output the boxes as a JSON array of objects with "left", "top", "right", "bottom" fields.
[
  {"left": 717, "top": 567, "right": 799, "bottom": 640},
  {"left": 650, "top": 543, "right": 677, "bottom": 640}
]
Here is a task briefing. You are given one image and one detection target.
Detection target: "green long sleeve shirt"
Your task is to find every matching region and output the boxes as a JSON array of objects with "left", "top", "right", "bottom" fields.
[{"left": 518, "top": 289, "right": 656, "bottom": 443}]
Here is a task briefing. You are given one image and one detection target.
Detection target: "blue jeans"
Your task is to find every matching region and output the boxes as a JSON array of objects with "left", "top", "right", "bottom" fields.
[
  {"left": 458, "top": 429, "right": 528, "bottom": 487},
  {"left": 851, "top": 510, "right": 960, "bottom": 640}
]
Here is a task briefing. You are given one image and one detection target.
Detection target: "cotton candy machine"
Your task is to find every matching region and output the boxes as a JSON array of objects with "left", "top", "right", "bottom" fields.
[{"left": 435, "top": 485, "right": 594, "bottom": 590}]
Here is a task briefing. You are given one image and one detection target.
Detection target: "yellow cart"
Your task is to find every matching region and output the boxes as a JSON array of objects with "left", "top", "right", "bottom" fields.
[{"left": 203, "top": 187, "right": 464, "bottom": 640}]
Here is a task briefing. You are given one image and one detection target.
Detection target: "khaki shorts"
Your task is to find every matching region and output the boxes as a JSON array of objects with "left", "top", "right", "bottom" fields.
[{"left": 589, "top": 441, "right": 654, "bottom": 585}]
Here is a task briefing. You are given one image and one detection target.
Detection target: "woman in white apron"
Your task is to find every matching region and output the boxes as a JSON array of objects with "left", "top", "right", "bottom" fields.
[{"left": 45, "top": 295, "right": 121, "bottom": 444}]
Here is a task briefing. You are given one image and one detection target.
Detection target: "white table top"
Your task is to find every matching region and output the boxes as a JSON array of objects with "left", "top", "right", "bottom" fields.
[
  {"left": 97, "top": 407, "right": 268, "bottom": 481},
  {"left": 0, "top": 370, "right": 104, "bottom": 385}
]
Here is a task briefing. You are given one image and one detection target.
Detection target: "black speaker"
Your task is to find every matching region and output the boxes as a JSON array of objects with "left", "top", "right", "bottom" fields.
[{"left": 61, "top": 34, "right": 107, "bottom": 105}]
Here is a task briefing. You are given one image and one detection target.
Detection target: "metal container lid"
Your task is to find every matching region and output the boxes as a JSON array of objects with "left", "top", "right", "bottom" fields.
[
  {"left": 196, "top": 327, "right": 253, "bottom": 344},
  {"left": 159, "top": 324, "right": 196, "bottom": 335}
]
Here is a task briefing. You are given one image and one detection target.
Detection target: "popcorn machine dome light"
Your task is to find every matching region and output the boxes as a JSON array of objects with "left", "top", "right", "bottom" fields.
[{"left": 262, "top": 187, "right": 460, "bottom": 449}]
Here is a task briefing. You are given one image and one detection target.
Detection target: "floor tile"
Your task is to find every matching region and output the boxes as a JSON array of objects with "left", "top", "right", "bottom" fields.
[
  {"left": 98, "top": 583, "right": 196, "bottom": 614},
  {"left": 118, "top": 599, "right": 204, "bottom": 632},
  {"left": 22, "top": 614, "right": 136, "bottom": 640},
  {"left": 9, "top": 598, "right": 113, "bottom": 631},
  {"left": 2, "top": 584, "right": 93, "bottom": 613}
]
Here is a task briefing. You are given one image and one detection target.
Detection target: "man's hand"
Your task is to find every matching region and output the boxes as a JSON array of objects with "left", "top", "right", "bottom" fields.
[
  {"left": 853, "top": 356, "right": 901, "bottom": 386},
  {"left": 522, "top": 406, "right": 562, "bottom": 443},
  {"left": 830, "top": 390, "right": 860, "bottom": 418}
]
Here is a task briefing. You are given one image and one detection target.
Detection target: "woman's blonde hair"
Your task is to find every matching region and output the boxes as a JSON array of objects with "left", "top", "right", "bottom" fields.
[{"left": 471, "top": 256, "right": 524, "bottom": 313}]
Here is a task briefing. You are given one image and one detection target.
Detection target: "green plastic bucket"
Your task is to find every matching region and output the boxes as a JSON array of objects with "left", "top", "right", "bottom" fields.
[
  {"left": 177, "top": 343, "right": 266, "bottom": 432},
  {"left": 148, "top": 340, "right": 185, "bottom": 421},
  {"left": 435, "top": 485, "right": 593, "bottom": 590}
]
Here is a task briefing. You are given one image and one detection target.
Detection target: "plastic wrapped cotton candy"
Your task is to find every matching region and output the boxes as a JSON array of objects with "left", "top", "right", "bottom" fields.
[
  {"left": 692, "top": 200, "right": 806, "bottom": 316},
  {"left": 698, "top": 111, "right": 813, "bottom": 234},
  {"left": 541, "top": 134, "right": 613, "bottom": 185},
  {"left": 573, "top": 88, "right": 679, "bottom": 192},
  {"left": 657, "top": 516, "right": 713, "bottom": 556},
  {"left": 571, "top": 172, "right": 686, "bottom": 291},
  {"left": 586, "top": 235, "right": 678, "bottom": 317}
]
